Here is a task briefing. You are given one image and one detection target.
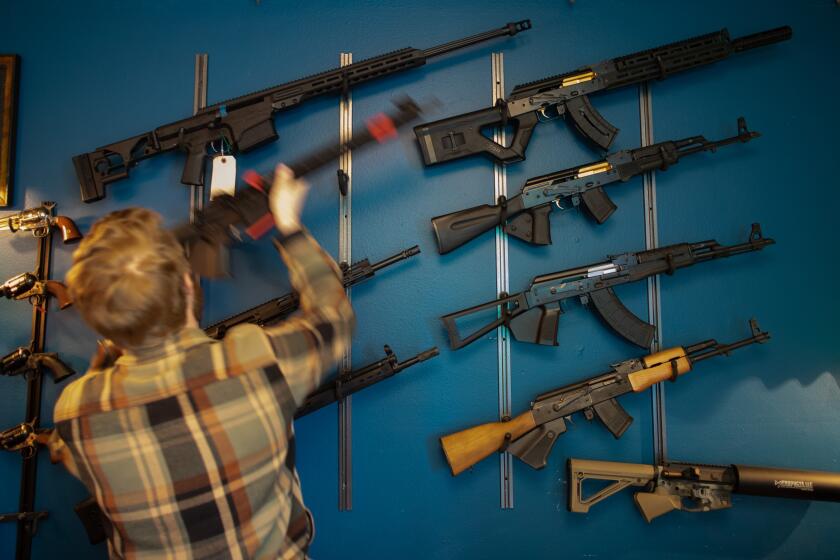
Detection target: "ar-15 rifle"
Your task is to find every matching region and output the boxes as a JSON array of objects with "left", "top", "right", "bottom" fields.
[
  {"left": 441, "top": 224, "right": 773, "bottom": 350},
  {"left": 0, "top": 347, "right": 76, "bottom": 382},
  {"left": 205, "top": 245, "right": 421, "bottom": 339},
  {"left": 414, "top": 25, "right": 790, "bottom": 166},
  {"left": 0, "top": 206, "right": 82, "bottom": 244},
  {"left": 440, "top": 320, "right": 768, "bottom": 475},
  {"left": 568, "top": 457, "right": 840, "bottom": 522},
  {"left": 1, "top": 272, "right": 72, "bottom": 310},
  {"left": 173, "top": 97, "right": 425, "bottom": 277},
  {"left": 432, "top": 118, "right": 758, "bottom": 254},
  {"left": 72, "top": 20, "right": 532, "bottom": 202},
  {"left": 296, "top": 345, "right": 439, "bottom": 418}
]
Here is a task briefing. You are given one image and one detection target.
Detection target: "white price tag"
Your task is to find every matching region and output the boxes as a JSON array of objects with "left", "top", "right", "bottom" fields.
[{"left": 209, "top": 155, "right": 237, "bottom": 200}]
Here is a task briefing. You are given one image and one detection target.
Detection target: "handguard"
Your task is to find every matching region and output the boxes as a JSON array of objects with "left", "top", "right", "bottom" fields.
[
  {"left": 414, "top": 106, "right": 538, "bottom": 165},
  {"left": 587, "top": 287, "right": 655, "bottom": 348}
]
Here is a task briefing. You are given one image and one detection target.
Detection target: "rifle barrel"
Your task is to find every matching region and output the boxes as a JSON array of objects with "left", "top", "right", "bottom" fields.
[
  {"left": 423, "top": 20, "right": 531, "bottom": 58},
  {"left": 370, "top": 245, "right": 421, "bottom": 273},
  {"left": 394, "top": 347, "right": 440, "bottom": 372},
  {"left": 689, "top": 324, "right": 770, "bottom": 364}
]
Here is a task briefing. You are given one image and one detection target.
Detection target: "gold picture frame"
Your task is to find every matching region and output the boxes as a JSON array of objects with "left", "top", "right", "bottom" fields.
[{"left": 0, "top": 55, "right": 20, "bottom": 207}]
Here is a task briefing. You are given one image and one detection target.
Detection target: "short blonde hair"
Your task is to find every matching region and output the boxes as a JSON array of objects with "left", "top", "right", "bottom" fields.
[{"left": 66, "top": 208, "right": 190, "bottom": 348}]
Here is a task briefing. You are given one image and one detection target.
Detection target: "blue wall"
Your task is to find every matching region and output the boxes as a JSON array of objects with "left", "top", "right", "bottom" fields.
[{"left": 1, "top": 1, "right": 838, "bottom": 558}]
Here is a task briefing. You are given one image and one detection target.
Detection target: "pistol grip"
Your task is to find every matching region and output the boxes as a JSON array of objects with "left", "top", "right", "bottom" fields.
[
  {"left": 505, "top": 205, "right": 553, "bottom": 245},
  {"left": 180, "top": 143, "right": 208, "bottom": 186},
  {"left": 508, "top": 302, "right": 562, "bottom": 346},
  {"left": 506, "top": 417, "right": 566, "bottom": 469}
]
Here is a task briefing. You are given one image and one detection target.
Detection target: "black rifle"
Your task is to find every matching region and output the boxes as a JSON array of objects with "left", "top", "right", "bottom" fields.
[
  {"left": 432, "top": 118, "right": 758, "bottom": 254},
  {"left": 568, "top": 457, "right": 840, "bottom": 521},
  {"left": 296, "top": 345, "right": 439, "bottom": 418},
  {"left": 440, "top": 320, "right": 768, "bottom": 474},
  {"left": 441, "top": 224, "right": 773, "bottom": 350},
  {"left": 205, "top": 245, "right": 421, "bottom": 339},
  {"left": 414, "top": 26, "right": 790, "bottom": 166},
  {"left": 173, "top": 97, "right": 423, "bottom": 277},
  {"left": 1, "top": 347, "right": 76, "bottom": 383},
  {"left": 72, "top": 20, "right": 532, "bottom": 202}
]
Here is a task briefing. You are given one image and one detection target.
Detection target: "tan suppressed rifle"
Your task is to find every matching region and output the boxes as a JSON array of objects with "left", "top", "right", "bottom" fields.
[{"left": 568, "top": 457, "right": 840, "bottom": 522}]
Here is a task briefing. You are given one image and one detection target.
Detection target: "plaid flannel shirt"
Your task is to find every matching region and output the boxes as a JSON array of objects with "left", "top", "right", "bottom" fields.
[{"left": 54, "top": 230, "right": 354, "bottom": 559}]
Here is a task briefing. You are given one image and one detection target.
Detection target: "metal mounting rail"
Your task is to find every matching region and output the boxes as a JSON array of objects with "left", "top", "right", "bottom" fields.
[{"left": 492, "top": 52, "right": 514, "bottom": 510}]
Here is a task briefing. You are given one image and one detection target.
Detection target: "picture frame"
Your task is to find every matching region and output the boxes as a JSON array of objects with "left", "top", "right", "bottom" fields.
[{"left": 0, "top": 54, "right": 20, "bottom": 207}]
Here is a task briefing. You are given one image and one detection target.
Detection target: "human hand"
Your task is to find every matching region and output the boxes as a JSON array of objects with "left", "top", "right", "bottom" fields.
[{"left": 270, "top": 164, "right": 309, "bottom": 236}]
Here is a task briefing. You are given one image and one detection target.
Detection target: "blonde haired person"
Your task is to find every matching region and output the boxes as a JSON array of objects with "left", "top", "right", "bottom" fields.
[{"left": 50, "top": 166, "right": 354, "bottom": 559}]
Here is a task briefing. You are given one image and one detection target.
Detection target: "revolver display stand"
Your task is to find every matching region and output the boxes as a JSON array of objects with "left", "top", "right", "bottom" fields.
[{"left": 10, "top": 202, "right": 57, "bottom": 560}]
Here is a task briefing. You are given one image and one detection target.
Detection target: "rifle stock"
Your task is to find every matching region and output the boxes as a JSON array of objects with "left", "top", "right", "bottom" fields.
[
  {"left": 440, "top": 410, "right": 537, "bottom": 476},
  {"left": 567, "top": 458, "right": 655, "bottom": 514},
  {"left": 432, "top": 202, "right": 508, "bottom": 255}
]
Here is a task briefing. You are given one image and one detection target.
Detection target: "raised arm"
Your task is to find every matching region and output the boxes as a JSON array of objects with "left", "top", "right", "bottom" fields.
[{"left": 261, "top": 165, "right": 355, "bottom": 406}]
